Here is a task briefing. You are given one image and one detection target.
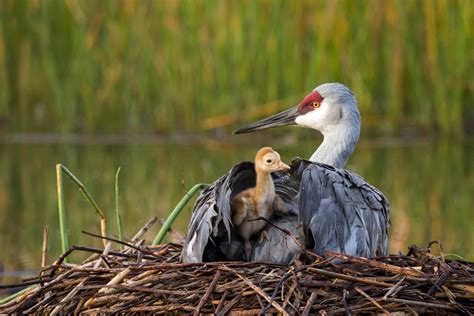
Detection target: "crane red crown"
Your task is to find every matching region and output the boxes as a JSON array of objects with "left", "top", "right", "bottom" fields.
[{"left": 298, "top": 91, "right": 324, "bottom": 114}]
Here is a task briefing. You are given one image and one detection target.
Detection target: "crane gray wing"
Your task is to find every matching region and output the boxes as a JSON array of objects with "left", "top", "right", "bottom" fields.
[
  {"left": 251, "top": 215, "right": 301, "bottom": 264},
  {"left": 299, "top": 162, "right": 390, "bottom": 257},
  {"left": 181, "top": 161, "right": 255, "bottom": 263}
]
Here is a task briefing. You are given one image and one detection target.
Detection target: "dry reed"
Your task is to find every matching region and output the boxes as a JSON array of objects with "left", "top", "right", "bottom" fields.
[{"left": 0, "top": 218, "right": 472, "bottom": 314}]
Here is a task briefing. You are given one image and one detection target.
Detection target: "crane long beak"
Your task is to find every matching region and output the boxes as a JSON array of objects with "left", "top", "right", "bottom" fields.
[{"left": 233, "top": 106, "right": 299, "bottom": 134}]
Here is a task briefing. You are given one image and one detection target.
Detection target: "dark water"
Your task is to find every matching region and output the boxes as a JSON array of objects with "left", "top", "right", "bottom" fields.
[{"left": 0, "top": 136, "right": 473, "bottom": 284}]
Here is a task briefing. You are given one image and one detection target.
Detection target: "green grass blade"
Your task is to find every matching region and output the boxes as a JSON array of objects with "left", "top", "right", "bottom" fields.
[
  {"left": 57, "top": 164, "right": 107, "bottom": 247},
  {"left": 59, "top": 165, "right": 106, "bottom": 220},
  {"left": 56, "top": 164, "right": 69, "bottom": 261}
]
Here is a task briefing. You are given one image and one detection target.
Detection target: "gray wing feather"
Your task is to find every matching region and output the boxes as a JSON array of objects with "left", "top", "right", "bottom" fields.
[
  {"left": 251, "top": 215, "right": 301, "bottom": 264},
  {"left": 181, "top": 162, "right": 255, "bottom": 263},
  {"left": 299, "top": 162, "right": 389, "bottom": 257},
  {"left": 181, "top": 177, "right": 224, "bottom": 263}
]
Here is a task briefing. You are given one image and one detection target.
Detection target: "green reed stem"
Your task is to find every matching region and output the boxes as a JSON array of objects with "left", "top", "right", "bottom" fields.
[
  {"left": 115, "top": 167, "right": 123, "bottom": 249},
  {"left": 59, "top": 165, "right": 106, "bottom": 220},
  {"left": 152, "top": 183, "right": 208, "bottom": 245},
  {"left": 56, "top": 164, "right": 107, "bottom": 248},
  {"left": 56, "top": 164, "right": 69, "bottom": 261}
]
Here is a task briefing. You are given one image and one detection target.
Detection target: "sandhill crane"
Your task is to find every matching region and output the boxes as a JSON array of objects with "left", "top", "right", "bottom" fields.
[{"left": 182, "top": 83, "right": 390, "bottom": 264}]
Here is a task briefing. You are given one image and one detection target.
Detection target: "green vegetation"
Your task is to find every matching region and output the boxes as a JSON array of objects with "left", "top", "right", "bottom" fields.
[{"left": 0, "top": 0, "right": 472, "bottom": 135}]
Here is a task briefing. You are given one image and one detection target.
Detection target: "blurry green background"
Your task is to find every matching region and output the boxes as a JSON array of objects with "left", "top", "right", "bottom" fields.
[
  {"left": 0, "top": 0, "right": 473, "bottom": 288},
  {"left": 0, "top": 0, "right": 473, "bottom": 134}
]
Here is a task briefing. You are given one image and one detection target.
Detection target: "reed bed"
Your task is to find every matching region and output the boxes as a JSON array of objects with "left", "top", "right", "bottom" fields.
[
  {"left": 0, "top": 217, "right": 473, "bottom": 314},
  {"left": 1, "top": 0, "right": 472, "bottom": 135}
]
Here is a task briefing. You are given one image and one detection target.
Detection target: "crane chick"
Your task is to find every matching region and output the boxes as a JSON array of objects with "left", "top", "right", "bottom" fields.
[{"left": 231, "top": 147, "right": 290, "bottom": 260}]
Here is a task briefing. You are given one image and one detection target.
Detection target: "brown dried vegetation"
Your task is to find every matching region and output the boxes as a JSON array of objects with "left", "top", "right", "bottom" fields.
[{"left": 0, "top": 221, "right": 473, "bottom": 314}]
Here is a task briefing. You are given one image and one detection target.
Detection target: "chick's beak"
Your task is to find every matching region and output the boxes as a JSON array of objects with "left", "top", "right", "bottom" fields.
[{"left": 278, "top": 162, "right": 291, "bottom": 171}]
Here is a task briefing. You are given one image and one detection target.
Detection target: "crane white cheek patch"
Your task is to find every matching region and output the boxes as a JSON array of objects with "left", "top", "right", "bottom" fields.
[{"left": 295, "top": 107, "right": 326, "bottom": 130}]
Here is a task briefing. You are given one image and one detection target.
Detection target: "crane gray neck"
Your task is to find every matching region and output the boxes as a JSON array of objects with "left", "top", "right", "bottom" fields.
[{"left": 309, "top": 114, "right": 360, "bottom": 168}]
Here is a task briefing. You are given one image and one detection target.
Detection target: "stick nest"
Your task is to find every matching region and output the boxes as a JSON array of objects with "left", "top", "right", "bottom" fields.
[{"left": 1, "top": 240, "right": 473, "bottom": 315}]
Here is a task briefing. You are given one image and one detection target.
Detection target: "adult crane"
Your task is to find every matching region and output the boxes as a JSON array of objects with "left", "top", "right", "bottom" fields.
[{"left": 182, "top": 83, "right": 390, "bottom": 264}]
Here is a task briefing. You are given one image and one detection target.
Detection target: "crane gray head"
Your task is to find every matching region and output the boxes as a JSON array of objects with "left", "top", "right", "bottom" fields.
[{"left": 234, "top": 83, "right": 360, "bottom": 136}]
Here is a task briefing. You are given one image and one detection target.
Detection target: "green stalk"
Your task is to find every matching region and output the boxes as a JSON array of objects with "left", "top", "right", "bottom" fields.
[
  {"left": 115, "top": 167, "right": 123, "bottom": 249},
  {"left": 58, "top": 165, "right": 106, "bottom": 220},
  {"left": 56, "top": 164, "right": 69, "bottom": 261},
  {"left": 152, "top": 183, "right": 208, "bottom": 245},
  {"left": 57, "top": 164, "right": 107, "bottom": 247}
]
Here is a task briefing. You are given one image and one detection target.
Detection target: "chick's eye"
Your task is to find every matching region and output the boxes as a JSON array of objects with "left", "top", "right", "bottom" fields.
[
  {"left": 310, "top": 101, "right": 320, "bottom": 108},
  {"left": 266, "top": 159, "right": 272, "bottom": 164}
]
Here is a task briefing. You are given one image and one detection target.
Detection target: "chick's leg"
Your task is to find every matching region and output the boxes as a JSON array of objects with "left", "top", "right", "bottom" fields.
[{"left": 244, "top": 240, "right": 252, "bottom": 261}]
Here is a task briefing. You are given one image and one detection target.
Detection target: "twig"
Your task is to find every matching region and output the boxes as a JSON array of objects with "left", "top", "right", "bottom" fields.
[
  {"left": 354, "top": 287, "right": 389, "bottom": 314},
  {"left": 23, "top": 293, "right": 56, "bottom": 314},
  {"left": 129, "top": 216, "right": 158, "bottom": 244},
  {"left": 302, "top": 292, "right": 318, "bottom": 316},
  {"left": 384, "top": 297, "right": 457, "bottom": 311},
  {"left": 74, "top": 297, "right": 86, "bottom": 315},
  {"left": 50, "top": 247, "right": 77, "bottom": 276},
  {"left": 81, "top": 230, "right": 158, "bottom": 257},
  {"left": 217, "top": 294, "right": 241, "bottom": 316},
  {"left": 50, "top": 245, "right": 156, "bottom": 269},
  {"left": 264, "top": 266, "right": 303, "bottom": 313},
  {"left": 307, "top": 267, "right": 393, "bottom": 287},
  {"left": 115, "top": 167, "right": 123, "bottom": 249},
  {"left": 427, "top": 269, "right": 451, "bottom": 296},
  {"left": 382, "top": 277, "right": 406, "bottom": 299},
  {"left": 233, "top": 272, "right": 289, "bottom": 316},
  {"left": 325, "top": 251, "right": 424, "bottom": 277},
  {"left": 84, "top": 267, "right": 132, "bottom": 308},
  {"left": 193, "top": 269, "right": 222, "bottom": 316},
  {"left": 282, "top": 280, "right": 296, "bottom": 310},
  {"left": 41, "top": 225, "right": 49, "bottom": 268},
  {"left": 0, "top": 277, "right": 53, "bottom": 289},
  {"left": 215, "top": 291, "right": 228, "bottom": 314},
  {"left": 83, "top": 284, "right": 189, "bottom": 296}
]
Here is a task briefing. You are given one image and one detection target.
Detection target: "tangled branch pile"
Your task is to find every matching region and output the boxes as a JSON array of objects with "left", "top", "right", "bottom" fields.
[{"left": 1, "top": 233, "right": 473, "bottom": 314}]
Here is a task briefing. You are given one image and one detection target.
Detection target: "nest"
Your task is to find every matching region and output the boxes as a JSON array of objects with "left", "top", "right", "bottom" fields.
[{"left": 1, "top": 228, "right": 473, "bottom": 314}]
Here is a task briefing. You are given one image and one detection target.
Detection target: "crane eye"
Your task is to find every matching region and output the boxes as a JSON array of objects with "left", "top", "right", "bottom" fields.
[
  {"left": 266, "top": 159, "right": 272, "bottom": 164},
  {"left": 310, "top": 101, "right": 320, "bottom": 108}
]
